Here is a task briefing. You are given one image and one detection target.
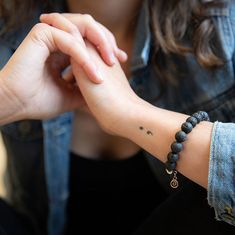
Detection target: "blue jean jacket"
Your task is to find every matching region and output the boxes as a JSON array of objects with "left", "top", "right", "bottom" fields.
[{"left": 0, "top": 1, "right": 235, "bottom": 234}]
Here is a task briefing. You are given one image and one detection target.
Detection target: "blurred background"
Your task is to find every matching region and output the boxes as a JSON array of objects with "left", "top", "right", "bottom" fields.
[{"left": 0, "top": 134, "right": 6, "bottom": 197}]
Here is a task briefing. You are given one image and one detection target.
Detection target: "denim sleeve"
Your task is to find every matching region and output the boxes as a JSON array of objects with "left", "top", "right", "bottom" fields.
[{"left": 208, "top": 121, "right": 235, "bottom": 226}]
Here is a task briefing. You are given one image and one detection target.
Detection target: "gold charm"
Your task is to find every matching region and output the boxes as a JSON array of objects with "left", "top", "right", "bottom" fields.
[
  {"left": 170, "top": 178, "right": 179, "bottom": 188},
  {"left": 170, "top": 171, "right": 179, "bottom": 189}
]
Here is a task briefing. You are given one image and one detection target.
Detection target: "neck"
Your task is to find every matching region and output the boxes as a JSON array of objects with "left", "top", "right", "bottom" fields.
[{"left": 66, "top": 0, "right": 142, "bottom": 38}]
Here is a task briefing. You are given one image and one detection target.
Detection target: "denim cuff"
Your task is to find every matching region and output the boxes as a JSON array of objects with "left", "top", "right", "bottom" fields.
[{"left": 208, "top": 121, "right": 235, "bottom": 226}]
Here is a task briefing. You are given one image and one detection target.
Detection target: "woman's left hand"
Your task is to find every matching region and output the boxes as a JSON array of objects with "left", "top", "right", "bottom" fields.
[{"left": 71, "top": 41, "right": 142, "bottom": 136}]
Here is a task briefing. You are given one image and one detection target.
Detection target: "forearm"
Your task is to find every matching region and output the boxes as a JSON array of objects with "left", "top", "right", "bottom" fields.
[
  {"left": 0, "top": 71, "right": 24, "bottom": 125},
  {"left": 120, "top": 99, "right": 213, "bottom": 189}
]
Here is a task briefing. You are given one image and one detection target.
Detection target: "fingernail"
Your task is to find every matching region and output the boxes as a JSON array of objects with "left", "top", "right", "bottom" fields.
[
  {"left": 109, "top": 53, "right": 116, "bottom": 65},
  {"left": 88, "top": 62, "right": 98, "bottom": 73},
  {"left": 87, "top": 63, "right": 103, "bottom": 83},
  {"left": 96, "top": 69, "right": 104, "bottom": 82},
  {"left": 120, "top": 50, "right": 128, "bottom": 61}
]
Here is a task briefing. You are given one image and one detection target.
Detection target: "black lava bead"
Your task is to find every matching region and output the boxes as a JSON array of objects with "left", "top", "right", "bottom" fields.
[
  {"left": 186, "top": 116, "right": 198, "bottom": 127},
  {"left": 181, "top": 122, "right": 193, "bottom": 134},
  {"left": 171, "top": 141, "right": 183, "bottom": 153},
  {"left": 167, "top": 152, "right": 179, "bottom": 162},
  {"left": 192, "top": 112, "right": 203, "bottom": 123},
  {"left": 166, "top": 161, "right": 177, "bottom": 171},
  {"left": 198, "top": 111, "right": 210, "bottom": 121},
  {"left": 175, "top": 131, "right": 187, "bottom": 142}
]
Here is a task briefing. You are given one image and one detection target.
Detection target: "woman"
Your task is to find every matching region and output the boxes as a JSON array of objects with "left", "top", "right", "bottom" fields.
[{"left": 0, "top": 0, "right": 235, "bottom": 235}]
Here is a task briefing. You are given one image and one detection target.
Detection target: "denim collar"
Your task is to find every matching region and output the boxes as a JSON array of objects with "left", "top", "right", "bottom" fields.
[
  {"left": 131, "top": 0, "right": 151, "bottom": 73},
  {"left": 0, "top": 1, "right": 65, "bottom": 50},
  {"left": 130, "top": 0, "right": 231, "bottom": 73},
  {"left": 202, "top": 0, "right": 230, "bottom": 16},
  {"left": 0, "top": 13, "right": 40, "bottom": 50}
]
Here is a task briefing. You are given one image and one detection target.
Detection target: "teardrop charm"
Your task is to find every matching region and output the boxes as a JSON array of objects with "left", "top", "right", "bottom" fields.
[
  {"left": 170, "top": 178, "right": 179, "bottom": 188},
  {"left": 170, "top": 171, "right": 179, "bottom": 189}
]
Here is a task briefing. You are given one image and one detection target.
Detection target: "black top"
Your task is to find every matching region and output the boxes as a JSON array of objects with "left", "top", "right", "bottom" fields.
[{"left": 65, "top": 151, "right": 167, "bottom": 235}]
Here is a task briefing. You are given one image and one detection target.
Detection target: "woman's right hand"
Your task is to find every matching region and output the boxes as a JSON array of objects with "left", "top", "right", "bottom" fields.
[
  {"left": 0, "top": 14, "right": 126, "bottom": 121},
  {"left": 40, "top": 13, "right": 128, "bottom": 66}
]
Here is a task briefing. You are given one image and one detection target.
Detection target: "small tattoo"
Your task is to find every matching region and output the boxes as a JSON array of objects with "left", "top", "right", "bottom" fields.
[
  {"left": 139, "top": 126, "right": 153, "bottom": 136},
  {"left": 147, "top": 131, "right": 153, "bottom": 136}
]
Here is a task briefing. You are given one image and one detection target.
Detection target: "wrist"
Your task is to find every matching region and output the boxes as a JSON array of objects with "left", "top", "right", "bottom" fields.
[
  {"left": 0, "top": 70, "right": 26, "bottom": 124},
  {"left": 112, "top": 96, "right": 148, "bottom": 138}
]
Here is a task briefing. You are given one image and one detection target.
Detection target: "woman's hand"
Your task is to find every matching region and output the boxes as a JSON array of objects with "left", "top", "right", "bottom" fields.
[
  {"left": 40, "top": 13, "right": 128, "bottom": 83},
  {"left": 0, "top": 12, "right": 128, "bottom": 124},
  {"left": 0, "top": 22, "right": 104, "bottom": 121},
  {"left": 40, "top": 14, "right": 135, "bottom": 135},
  {"left": 70, "top": 43, "right": 214, "bottom": 191},
  {"left": 40, "top": 13, "right": 128, "bottom": 66},
  {"left": 71, "top": 41, "right": 141, "bottom": 136}
]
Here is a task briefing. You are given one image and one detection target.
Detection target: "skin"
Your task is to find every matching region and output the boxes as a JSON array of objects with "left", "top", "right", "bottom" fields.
[
  {"left": 41, "top": 0, "right": 213, "bottom": 188},
  {"left": 66, "top": 0, "right": 143, "bottom": 35},
  {"left": 0, "top": 12, "right": 124, "bottom": 122},
  {"left": 0, "top": 23, "right": 84, "bottom": 122},
  {"left": 0, "top": 0, "right": 213, "bottom": 188},
  {"left": 0, "top": 35, "right": 212, "bottom": 188},
  {"left": 70, "top": 41, "right": 212, "bottom": 188}
]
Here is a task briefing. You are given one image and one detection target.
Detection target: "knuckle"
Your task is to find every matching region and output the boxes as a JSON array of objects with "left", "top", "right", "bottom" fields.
[
  {"left": 31, "top": 23, "right": 48, "bottom": 35},
  {"left": 98, "top": 24, "right": 114, "bottom": 44},
  {"left": 29, "top": 23, "right": 51, "bottom": 47},
  {"left": 67, "top": 38, "right": 77, "bottom": 51},
  {"left": 49, "top": 12, "right": 60, "bottom": 19},
  {"left": 50, "top": 12, "right": 61, "bottom": 25},
  {"left": 104, "top": 27, "right": 116, "bottom": 43},
  {"left": 67, "top": 40, "right": 83, "bottom": 57},
  {"left": 49, "top": 13, "right": 79, "bottom": 36},
  {"left": 80, "top": 58, "right": 89, "bottom": 68},
  {"left": 109, "top": 31, "right": 116, "bottom": 41},
  {"left": 76, "top": 13, "right": 83, "bottom": 17},
  {"left": 83, "top": 14, "right": 94, "bottom": 23},
  {"left": 74, "top": 57, "right": 88, "bottom": 69},
  {"left": 68, "top": 24, "right": 79, "bottom": 35}
]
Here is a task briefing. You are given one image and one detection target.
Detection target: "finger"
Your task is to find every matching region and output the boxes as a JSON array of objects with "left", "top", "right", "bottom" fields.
[
  {"left": 30, "top": 23, "right": 103, "bottom": 83},
  {"left": 61, "top": 65, "right": 75, "bottom": 83},
  {"left": 40, "top": 13, "right": 85, "bottom": 46},
  {"left": 61, "top": 13, "right": 117, "bottom": 65},
  {"left": 42, "top": 13, "right": 116, "bottom": 65},
  {"left": 40, "top": 13, "right": 103, "bottom": 83},
  {"left": 97, "top": 22, "right": 128, "bottom": 63}
]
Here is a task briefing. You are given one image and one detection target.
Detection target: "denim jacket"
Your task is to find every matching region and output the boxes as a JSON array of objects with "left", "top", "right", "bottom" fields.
[{"left": 0, "top": 1, "right": 235, "bottom": 235}]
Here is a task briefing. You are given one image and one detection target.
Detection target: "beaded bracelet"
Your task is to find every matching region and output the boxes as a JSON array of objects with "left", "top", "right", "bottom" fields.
[{"left": 165, "top": 111, "right": 210, "bottom": 189}]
